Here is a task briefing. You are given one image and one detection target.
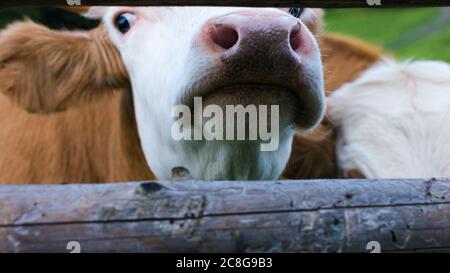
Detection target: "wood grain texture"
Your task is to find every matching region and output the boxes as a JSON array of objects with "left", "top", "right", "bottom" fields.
[
  {"left": 0, "top": 179, "right": 449, "bottom": 253},
  {"left": 3, "top": 0, "right": 450, "bottom": 8}
]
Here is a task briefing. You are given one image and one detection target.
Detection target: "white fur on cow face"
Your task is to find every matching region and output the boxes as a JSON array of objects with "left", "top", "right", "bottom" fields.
[
  {"left": 329, "top": 59, "right": 450, "bottom": 179},
  {"left": 87, "top": 7, "right": 325, "bottom": 180}
]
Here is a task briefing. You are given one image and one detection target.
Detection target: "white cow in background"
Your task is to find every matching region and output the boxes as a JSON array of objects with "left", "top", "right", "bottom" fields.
[{"left": 329, "top": 59, "right": 450, "bottom": 178}]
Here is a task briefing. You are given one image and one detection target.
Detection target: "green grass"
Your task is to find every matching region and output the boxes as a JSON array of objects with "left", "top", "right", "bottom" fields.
[
  {"left": 324, "top": 8, "right": 450, "bottom": 61},
  {"left": 395, "top": 26, "right": 450, "bottom": 61}
]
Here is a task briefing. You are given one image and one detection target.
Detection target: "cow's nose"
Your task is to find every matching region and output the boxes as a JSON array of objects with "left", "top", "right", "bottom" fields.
[{"left": 206, "top": 12, "right": 307, "bottom": 56}]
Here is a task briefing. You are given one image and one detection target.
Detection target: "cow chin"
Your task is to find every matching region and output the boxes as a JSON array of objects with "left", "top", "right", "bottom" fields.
[{"left": 182, "top": 135, "right": 295, "bottom": 180}]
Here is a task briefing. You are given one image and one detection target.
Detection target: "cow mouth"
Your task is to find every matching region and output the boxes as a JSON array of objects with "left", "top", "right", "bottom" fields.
[
  {"left": 179, "top": 82, "right": 324, "bottom": 130},
  {"left": 214, "top": 83, "right": 292, "bottom": 94},
  {"left": 203, "top": 83, "right": 296, "bottom": 104},
  {"left": 182, "top": 83, "right": 296, "bottom": 107}
]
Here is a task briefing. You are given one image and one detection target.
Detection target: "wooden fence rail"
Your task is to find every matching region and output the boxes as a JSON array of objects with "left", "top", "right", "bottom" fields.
[
  {"left": 0, "top": 179, "right": 449, "bottom": 253},
  {"left": 2, "top": 0, "right": 450, "bottom": 8}
]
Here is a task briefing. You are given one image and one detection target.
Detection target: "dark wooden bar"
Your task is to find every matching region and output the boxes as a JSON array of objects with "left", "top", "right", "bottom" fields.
[
  {"left": 0, "top": 179, "right": 449, "bottom": 253},
  {"left": 2, "top": 0, "right": 450, "bottom": 8}
]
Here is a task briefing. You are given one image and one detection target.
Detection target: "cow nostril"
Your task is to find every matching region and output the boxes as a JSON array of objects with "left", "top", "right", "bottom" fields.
[
  {"left": 289, "top": 24, "right": 302, "bottom": 51},
  {"left": 210, "top": 24, "right": 239, "bottom": 50}
]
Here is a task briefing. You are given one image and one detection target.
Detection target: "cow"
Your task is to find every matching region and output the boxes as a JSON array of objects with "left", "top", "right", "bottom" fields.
[
  {"left": 329, "top": 59, "right": 450, "bottom": 179},
  {"left": 287, "top": 33, "right": 450, "bottom": 179},
  {"left": 0, "top": 7, "right": 327, "bottom": 184}
]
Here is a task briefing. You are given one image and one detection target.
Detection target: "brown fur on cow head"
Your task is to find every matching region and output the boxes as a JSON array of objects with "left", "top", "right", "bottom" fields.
[{"left": 0, "top": 21, "right": 129, "bottom": 113}]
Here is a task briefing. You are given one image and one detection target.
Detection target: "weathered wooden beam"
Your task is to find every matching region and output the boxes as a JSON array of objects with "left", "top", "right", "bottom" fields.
[
  {"left": 0, "top": 179, "right": 449, "bottom": 253},
  {"left": 2, "top": 0, "right": 450, "bottom": 8}
]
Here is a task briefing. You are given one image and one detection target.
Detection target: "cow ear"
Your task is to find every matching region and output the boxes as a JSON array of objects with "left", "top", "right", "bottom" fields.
[{"left": 0, "top": 21, "right": 129, "bottom": 113}]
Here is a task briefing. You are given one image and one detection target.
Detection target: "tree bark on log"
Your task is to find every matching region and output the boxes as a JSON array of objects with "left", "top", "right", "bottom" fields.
[
  {"left": 3, "top": 0, "right": 450, "bottom": 8},
  {"left": 0, "top": 179, "right": 449, "bottom": 253}
]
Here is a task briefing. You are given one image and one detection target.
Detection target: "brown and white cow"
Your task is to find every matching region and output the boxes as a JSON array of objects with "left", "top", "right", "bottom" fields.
[{"left": 0, "top": 7, "right": 327, "bottom": 183}]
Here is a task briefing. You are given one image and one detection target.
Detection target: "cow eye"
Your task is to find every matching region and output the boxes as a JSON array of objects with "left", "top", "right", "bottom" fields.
[
  {"left": 115, "top": 12, "right": 137, "bottom": 34},
  {"left": 288, "top": 8, "right": 304, "bottom": 18}
]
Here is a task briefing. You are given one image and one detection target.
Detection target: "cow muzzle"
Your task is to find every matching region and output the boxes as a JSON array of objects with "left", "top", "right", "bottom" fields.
[{"left": 183, "top": 10, "right": 325, "bottom": 130}]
